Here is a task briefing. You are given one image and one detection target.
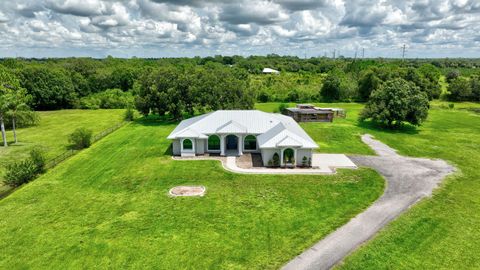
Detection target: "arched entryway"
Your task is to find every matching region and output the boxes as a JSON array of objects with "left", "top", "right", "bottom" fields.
[
  {"left": 283, "top": 148, "right": 295, "bottom": 164},
  {"left": 244, "top": 135, "right": 257, "bottom": 151},
  {"left": 208, "top": 135, "right": 221, "bottom": 151},
  {"left": 226, "top": 135, "right": 238, "bottom": 150}
]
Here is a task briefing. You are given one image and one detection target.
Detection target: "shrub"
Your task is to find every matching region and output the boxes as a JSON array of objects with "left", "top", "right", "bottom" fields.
[
  {"left": 302, "top": 156, "right": 308, "bottom": 167},
  {"left": 69, "top": 128, "right": 93, "bottom": 149},
  {"left": 448, "top": 103, "right": 455, "bottom": 109},
  {"left": 272, "top": 153, "right": 280, "bottom": 167},
  {"left": 125, "top": 107, "right": 135, "bottom": 121},
  {"left": 308, "top": 157, "right": 312, "bottom": 167},
  {"left": 267, "top": 159, "right": 273, "bottom": 167},
  {"left": 30, "top": 148, "right": 46, "bottom": 174},
  {"left": 78, "top": 89, "right": 134, "bottom": 109},
  {"left": 277, "top": 103, "right": 288, "bottom": 113},
  {"left": 4, "top": 159, "right": 38, "bottom": 187},
  {"left": 447, "top": 77, "right": 472, "bottom": 101},
  {"left": 257, "top": 91, "right": 270, "bottom": 103}
]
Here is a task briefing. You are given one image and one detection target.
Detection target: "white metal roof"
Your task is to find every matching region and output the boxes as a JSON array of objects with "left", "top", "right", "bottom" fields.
[
  {"left": 262, "top": 68, "right": 280, "bottom": 73},
  {"left": 168, "top": 110, "right": 318, "bottom": 149}
]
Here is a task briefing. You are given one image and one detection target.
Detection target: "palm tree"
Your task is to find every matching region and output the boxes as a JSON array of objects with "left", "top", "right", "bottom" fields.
[
  {"left": 0, "top": 90, "right": 8, "bottom": 147},
  {"left": 7, "top": 88, "right": 31, "bottom": 144},
  {"left": 0, "top": 67, "right": 23, "bottom": 147}
]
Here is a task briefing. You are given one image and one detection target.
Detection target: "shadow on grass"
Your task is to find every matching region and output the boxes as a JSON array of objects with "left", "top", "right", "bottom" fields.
[
  {"left": 133, "top": 115, "right": 180, "bottom": 127},
  {"left": 356, "top": 120, "right": 420, "bottom": 135},
  {"left": 164, "top": 143, "right": 173, "bottom": 155}
]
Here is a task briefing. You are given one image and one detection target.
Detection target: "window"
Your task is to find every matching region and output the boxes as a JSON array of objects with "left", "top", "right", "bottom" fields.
[
  {"left": 182, "top": 139, "right": 193, "bottom": 150},
  {"left": 244, "top": 135, "right": 257, "bottom": 150},
  {"left": 208, "top": 135, "right": 220, "bottom": 150}
]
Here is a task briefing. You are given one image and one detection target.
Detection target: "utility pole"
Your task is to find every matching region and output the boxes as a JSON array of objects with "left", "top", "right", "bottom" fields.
[
  {"left": 402, "top": 44, "right": 406, "bottom": 61},
  {"left": 362, "top": 48, "right": 365, "bottom": 58},
  {"left": 333, "top": 49, "right": 336, "bottom": 60},
  {"left": 354, "top": 48, "right": 358, "bottom": 61}
]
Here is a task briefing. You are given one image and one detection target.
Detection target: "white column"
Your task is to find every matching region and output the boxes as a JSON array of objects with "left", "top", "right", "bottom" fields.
[
  {"left": 220, "top": 135, "right": 225, "bottom": 156},
  {"left": 280, "top": 148, "right": 284, "bottom": 167},
  {"left": 237, "top": 135, "right": 243, "bottom": 156}
]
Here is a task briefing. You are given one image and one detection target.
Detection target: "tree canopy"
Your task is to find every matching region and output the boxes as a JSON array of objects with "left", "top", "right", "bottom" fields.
[{"left": 360, "top": 78, "right": 429, "bottom": 128}]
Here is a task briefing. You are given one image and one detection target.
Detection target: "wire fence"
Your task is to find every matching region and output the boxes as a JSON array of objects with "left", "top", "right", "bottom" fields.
[{"left": 46, "top": 121, "right": 127, "bottom": 169}]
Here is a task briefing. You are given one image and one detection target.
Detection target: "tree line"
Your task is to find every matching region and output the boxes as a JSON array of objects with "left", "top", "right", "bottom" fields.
[{"left": 1, "top": 56, "right": 480, "bottom": 120}]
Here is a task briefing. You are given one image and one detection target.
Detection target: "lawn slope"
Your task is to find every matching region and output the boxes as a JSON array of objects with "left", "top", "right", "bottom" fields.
[
  {"left": 0, "top": 119, "right": 383, "bottom": 269},
  {"left": 0, "top": 109, "right": 125, "bottom": 196}
]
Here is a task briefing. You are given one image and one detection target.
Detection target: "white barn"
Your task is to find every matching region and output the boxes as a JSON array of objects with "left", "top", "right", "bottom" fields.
[
  {"left": 262, "top": 68, "right": 280, "bottom": 74},
  {"left": 167, "top": 110, "right": 318, "bottom": 166}
]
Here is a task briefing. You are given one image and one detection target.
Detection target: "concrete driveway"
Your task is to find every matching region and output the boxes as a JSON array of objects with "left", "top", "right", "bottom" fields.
[{"left": 282, "top": 134, "right": 455, "bottom": 270}]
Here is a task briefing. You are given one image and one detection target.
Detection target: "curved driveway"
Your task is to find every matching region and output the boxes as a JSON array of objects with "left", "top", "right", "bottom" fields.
[{"left": 282, "top": 134, "right": 455, "bottom": 270}]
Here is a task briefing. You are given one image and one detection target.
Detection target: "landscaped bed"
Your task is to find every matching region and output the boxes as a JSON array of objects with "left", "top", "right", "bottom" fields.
[{"left": 0, "top": 118, "right": 384, "bottom": 269}]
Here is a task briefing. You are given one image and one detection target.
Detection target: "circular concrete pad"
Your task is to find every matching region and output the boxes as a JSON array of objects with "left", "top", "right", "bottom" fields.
[{"left": 169, "top": 186, "right": 206, "bottom": 197}]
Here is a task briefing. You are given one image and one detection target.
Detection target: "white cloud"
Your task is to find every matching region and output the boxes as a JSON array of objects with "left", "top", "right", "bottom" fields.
[{"left": 0, "top": 0, "right": 479, "bottom": 57}]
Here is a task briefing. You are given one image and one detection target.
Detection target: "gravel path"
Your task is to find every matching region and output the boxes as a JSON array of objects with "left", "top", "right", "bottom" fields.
[{"left": 282, "top": 134, "right": 455, "bottom": 270}]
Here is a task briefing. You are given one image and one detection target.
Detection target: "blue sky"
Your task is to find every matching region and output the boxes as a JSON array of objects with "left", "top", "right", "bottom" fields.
[{"left": 0, "top": 0, "right": 479, "bottom": 58}]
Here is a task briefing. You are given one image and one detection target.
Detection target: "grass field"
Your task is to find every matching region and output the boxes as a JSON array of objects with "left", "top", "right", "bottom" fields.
[
  {"left": 259, "top": 101, "right": 480, "bottom": 269},
  {"left": 0, "top": 109, "right": 125, "bottom": 196},
  {"left": 0, "top": 117, "right": 384, "bottom": 269},
  {"left": 2, "top": 101, "right": 480, "bottom": 269}
]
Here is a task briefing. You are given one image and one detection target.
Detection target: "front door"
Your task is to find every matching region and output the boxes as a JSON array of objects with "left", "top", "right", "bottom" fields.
[{"left": 226, "top": 135, "right": 238, "bottom": 150}]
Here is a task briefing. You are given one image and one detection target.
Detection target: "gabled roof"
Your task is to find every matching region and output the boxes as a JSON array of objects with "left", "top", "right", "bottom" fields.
[
  {"left": 175, "top": 128, "right": 207, "bottom": 138},
  {"left": 216, "top": 120, "right": 247, "bottom": 134},
  {"left": 167, "top": 110, "right": 318, "bottom": 149}
]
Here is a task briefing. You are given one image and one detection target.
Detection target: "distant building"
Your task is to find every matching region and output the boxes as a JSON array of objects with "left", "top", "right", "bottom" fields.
[
  {"left": 283, "top": 104, "right": 345, "bottom": 122},
  {"left": 262, "top": 68, "right": 280, "bottom": 74}
]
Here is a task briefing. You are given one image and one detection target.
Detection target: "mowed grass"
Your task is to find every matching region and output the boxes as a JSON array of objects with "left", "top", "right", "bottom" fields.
[
  {"left": 260, "top": 101, "right": 480, "bottom": 269},
  {"left": 0, "top": 118, "right": 384, "bottom": 269},
  {"left": 0, "top": 109, "right": 125, "bottom": 196}
]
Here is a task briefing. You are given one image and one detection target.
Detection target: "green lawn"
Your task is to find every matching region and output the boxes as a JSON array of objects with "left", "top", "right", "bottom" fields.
[
  {"left": 0, "top": 116, "right": 384, "bottom": 269},
  {"left": 0, "top": 109, "right": 125, "bottom": 196},
  {"left": 259, "top": 101, "right": 480, "bottom": 268},
  {"left": 2, "top": 101, "right": 480, "bottom": 269}
]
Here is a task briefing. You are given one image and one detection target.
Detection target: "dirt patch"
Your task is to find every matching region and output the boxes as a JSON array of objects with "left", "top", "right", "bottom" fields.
[{"left": 169, "top": 186, "right": 206, "bottom": 197}]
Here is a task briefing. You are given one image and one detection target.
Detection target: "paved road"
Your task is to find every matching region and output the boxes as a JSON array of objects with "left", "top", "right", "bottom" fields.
[{"left": 282, "top": 134, "right": 455, "bottom": 270}]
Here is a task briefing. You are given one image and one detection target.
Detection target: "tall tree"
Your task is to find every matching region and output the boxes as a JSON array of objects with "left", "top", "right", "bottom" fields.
[
  {"left": 0, "top": 67, "right": 21, "bottom": 147},
  {"left": 7, "top": 88, "right": 31, "bottom": 144},
  {"left": 360, "top": 78, "right": 429, "bottom": 128}
]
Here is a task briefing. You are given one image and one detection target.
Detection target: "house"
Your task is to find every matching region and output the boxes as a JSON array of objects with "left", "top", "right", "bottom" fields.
[
  {"left": 283, "top": 104, "right": 345, "bottom": 122},
  {"left": 167, "top": 110, "right": 318, "bottom": 166},
  {"left": 262, "top": 68, "right": 280, "bottom": 74}
]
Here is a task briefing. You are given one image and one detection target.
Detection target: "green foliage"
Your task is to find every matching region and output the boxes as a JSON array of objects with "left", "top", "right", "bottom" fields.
[
  {"left": 29, "top": 147, "right": 46, "bottom": 174},
  {"left": 68, "top": 128, "right": 93, "bottom": 149},
  {"left": 360, "top": 78, "right": 429, "bottom": 128},
  {"left": 3, "top": 159, "right": 37, "bottom": 187},
  {"left": 78, "top": 88, "right": 134, "bottom": 109},
  {"left": 257, "top": 91, "right": 270, "bottom": 102},
  {"left": 320, "top": 69, "right": 356, "bottom": 102},
  {"left": 272, "top": 152, "right": 280, "bottom": 167},
  {"left": 136, "top": 65, "right": 254, "bottom": 119},
  {"left": 20, "top": 66, "right": 77, "bottom": 110},
  {"left": 302, "top": 156, "right": 308, "bottom": 167},
  {"left": 3, "top": 148, "right": 46, "bottom": 187},
  {"left": 447, "top": 77, "right": 472, "bottom": 101},
  {"left": 277, "top": 103, "right": 288, "bottom": 113},
  {"left": 446, "top": 69, "right": 460, "bottom": 83},
  {"left": 124, "top": 107, "right": 135, "bottom": 121},
  {"left": 358, "top": 70, "right": 382, "bottom": 101}
]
